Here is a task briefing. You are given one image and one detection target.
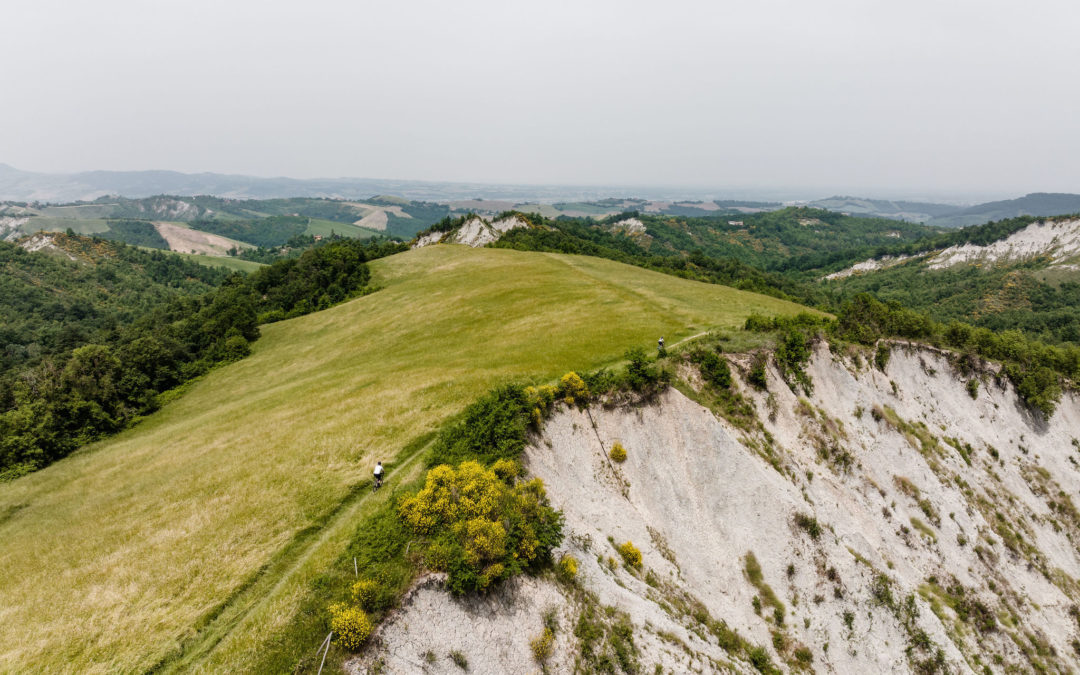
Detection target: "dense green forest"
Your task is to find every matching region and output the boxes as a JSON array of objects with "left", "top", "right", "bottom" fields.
[
  {"left": 189, "top": 215, "right": 311, "bottom": 248},
  {"left": 94, "top": 220, "right": 170, "bottom": 249},
  {"left": 823, "top": 259, "right": 1080, "bottom": 345},
  {"left": 593, "top": 207, "right": 940, "bottom": 272},
  {"left": 816, "top": 214, "right": 1080, "bottom": 345},
  {"left": 0, "top": 236, "right": 407, "bottom": 480},
  {"left": 0, "top": 234, "right": 228, "bottom": 376}
]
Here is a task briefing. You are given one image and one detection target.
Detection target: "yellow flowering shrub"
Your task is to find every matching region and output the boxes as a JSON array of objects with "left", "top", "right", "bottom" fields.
[
  {"left": 491, "top": 458, "right": 519, "bottom": 482},
  {"left": 558, "top": 554, "right": 578, "bottom": 581},
  {"left": 559, "top": 372, "right": 589, "bottom": 405},
  {"left": 617, "top": 541, "right": 642, "bottom": 569},
  {"left": 609, "top": 442, "right": 627, "bottom": 463},
  {"left": 398, "top": 461, "right": 564, "bottom": 594},
  {"left": 525, "top": 384, "right": 559, "bottom": 426},
  {"left": 398, "top": 461, "right": 503, "bottom": 533},
  {"left": 329, "top": 602, "right": 373, "bottom": 650},
  {"left": 530, "top": 627, "right": 555, "bottom": 662},
  {"left": 460, "top": 517, "right": 507, "bottom": 566},
  {"left": 350, "top": 578, "right": 378, "bottom": 609}
]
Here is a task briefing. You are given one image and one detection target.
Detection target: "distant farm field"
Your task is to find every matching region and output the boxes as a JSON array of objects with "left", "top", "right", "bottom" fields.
[{"left": 0, "top": 245, "right": 813, "bottom": 673}]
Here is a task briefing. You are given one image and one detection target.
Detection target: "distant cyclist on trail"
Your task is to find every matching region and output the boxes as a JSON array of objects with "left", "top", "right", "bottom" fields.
[{"left": 374, "top": 461, "right": 384, "bottom": 489}]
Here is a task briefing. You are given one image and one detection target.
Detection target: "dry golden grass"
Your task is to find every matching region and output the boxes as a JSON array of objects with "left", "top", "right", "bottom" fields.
[{"left": 0, "top": 245, "right": 811, "bottom": 672}]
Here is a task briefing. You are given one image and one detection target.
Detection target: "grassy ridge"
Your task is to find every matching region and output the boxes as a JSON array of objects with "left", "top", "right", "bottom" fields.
[{"left": 0, "top": 245, "right": 811, "bottom": 672}]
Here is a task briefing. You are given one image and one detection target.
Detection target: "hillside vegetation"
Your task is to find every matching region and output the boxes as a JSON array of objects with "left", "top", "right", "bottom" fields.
[
  {"left": 0, "top": 245, "right": 812, "bottom": 673},
  {"left": 823, "top": 216, "right": 1080, "bottom": 345},
  {"left": 0, "top": 234, "right": 227, "bottom": 375}
]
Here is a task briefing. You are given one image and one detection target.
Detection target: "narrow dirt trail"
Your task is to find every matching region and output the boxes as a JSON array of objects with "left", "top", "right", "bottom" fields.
[{"left": 152, "top": 450, "right": 427, "bottom": 673}]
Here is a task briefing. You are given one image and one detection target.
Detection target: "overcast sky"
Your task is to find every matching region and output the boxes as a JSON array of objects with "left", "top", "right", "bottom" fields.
[{"left": 2, "top": 0, "right": 1078, "bottom": 199}]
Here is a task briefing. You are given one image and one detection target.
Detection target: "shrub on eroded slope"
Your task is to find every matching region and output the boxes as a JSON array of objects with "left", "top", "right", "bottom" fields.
[{"left": 399, "top": 460, "right": 564, "bottom": 594}]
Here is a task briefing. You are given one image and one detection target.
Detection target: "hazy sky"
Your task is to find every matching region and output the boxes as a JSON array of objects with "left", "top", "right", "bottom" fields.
[{"left": 2, "top": 0, "right": 1078, "bottom": 198}]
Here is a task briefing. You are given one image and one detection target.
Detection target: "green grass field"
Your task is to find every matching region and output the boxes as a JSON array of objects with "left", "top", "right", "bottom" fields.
[
  {"left": 0, "top": 245, "right": 812, "bottom": 673},
  {"left": 302, "top": 217, "right": 382, "bottom": 240},
  {"left": 20, "top": 217, "right": 112, "bottom": 235},
  {"left": 171, "top": 251, "right": 267, "bottom": 272}
]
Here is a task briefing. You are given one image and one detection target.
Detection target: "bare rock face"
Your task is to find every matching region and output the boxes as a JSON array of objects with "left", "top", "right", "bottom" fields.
[
  {"left": 826, "top": 217, "right": 1080, "bottom": 279},
  {"left": 411, "top": 215, "right": 530, "bottom": 249},
  {"left": 356, "top": 344, "right": 1080, "bottom": 673}
]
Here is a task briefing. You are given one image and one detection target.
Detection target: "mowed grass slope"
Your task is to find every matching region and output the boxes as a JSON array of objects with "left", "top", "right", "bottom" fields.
[{"left": 0, "top": 245, "right": 811, "bottom": 673}]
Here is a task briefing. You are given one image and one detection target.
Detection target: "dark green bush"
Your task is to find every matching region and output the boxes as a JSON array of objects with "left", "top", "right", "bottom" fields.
[
  {"left": 689, "top": 348, "right": 732, "bottom": 390},
  {"left": 748, "top": 353, "right": 769, "bottom": 390},
  {"left": 428, "top": 385, "right": 531, "bottom": 466},
  {"left": 624, "top": 347, "right": 663, "bottom": 392},
  {"left": 776, "top": 329, "right": 813, "bottom": 393}
]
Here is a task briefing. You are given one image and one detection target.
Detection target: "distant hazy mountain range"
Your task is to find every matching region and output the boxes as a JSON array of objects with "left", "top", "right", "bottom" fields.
[
  {"left": 0, "top": 164, "right": 756, "bottom": 204},
  {"left": 2, "top": 164, "right": 1079, "bottom": 227},
  {"left": 805, "top": 193, "right": 1080, "bottom": 228}
]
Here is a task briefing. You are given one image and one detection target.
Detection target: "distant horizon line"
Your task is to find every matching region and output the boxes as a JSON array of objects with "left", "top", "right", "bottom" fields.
[{"left": 0, "top": 161, "right": 1053, "bottom": 205}]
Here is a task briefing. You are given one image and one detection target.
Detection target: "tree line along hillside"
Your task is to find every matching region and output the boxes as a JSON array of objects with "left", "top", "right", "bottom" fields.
[
  {"left": 0, "top": 235, "right": 407, "bottom": 480},
  {"left": 487, "top": 209, "right": 1080, "bottom": 348},
  {"left": 0, "top": 234, "right": 228, "bottom": 375},
  {"left": 595, "top": 206, "right": 941, "bottom": 273}
]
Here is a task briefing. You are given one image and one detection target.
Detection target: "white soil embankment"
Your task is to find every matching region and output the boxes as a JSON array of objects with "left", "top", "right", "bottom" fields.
[
  {"left": 609, "top": 217, "right": 646, "bottom": 235},
  {"left": 825, "top": 254, "right": 915, "bottom": 280},
  {"left": 412, "top": 216, "right": 529, "bottom": 249},
  {"left": 929, "top": 218, "right": 1080, "bottom": 269},
  {"left": 1, "top": 216, "right": 30, "bottom": 241},
  {"left": 356, "top": 343, "right": 1080, "bottom": 673},
  {"left": 18, "top": 232, "right": 77, "bottom": 259},
  {"left": 828, "top": 218, "right": 1080, "bottom": 279}
]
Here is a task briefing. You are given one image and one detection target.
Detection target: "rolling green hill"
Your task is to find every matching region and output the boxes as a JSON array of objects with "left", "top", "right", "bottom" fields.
[{"left": 0, "top": 245, "right": 814, "bottom": 673}]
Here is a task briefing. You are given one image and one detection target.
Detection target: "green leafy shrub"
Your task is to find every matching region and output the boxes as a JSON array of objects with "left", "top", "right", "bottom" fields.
[
  {"left": 689, "top": 348, "right": 732, "bottom": 389},
  {"left": 875, "top": 343, "right": 891, "bottom": 371},
  {"left": 793, "top": 645, "right": 813, "bottom": 667},
  {"left": 744, "top": 551, "right": 785, "bottom": 623},
  {"left": 966, "top": 378, "right": 979, "bottom": 399},
  {"left": 428, "top": 386, "right": 531, "bottom": 466},
  {"left": 748, "top": 353, "right": 769, "bottom": 390},
  {"left": 794, "top": 513, "right": 822, "bottom": 540},
  {"left": 624, "top": 347, "right": 662, "bottom": 392},
  {"left": 328, "top": 602, "right": 373, "bottom": 650},
  {"left": 524, "top": 384, "right": 558, "bottom": 426},
  {"left": 609, "top": 442, "right": 627, "bottom": 463},
  {"left": 617, "top": 541, "right": 642, "bottom": 569},
  {"left": 776, "top": 328, "right": 813, "bottom": 392}
]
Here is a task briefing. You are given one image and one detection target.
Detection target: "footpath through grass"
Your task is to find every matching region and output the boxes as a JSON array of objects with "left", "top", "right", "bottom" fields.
[{"left": 0, "top": 245, "right": 810, "bottom": 673}]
